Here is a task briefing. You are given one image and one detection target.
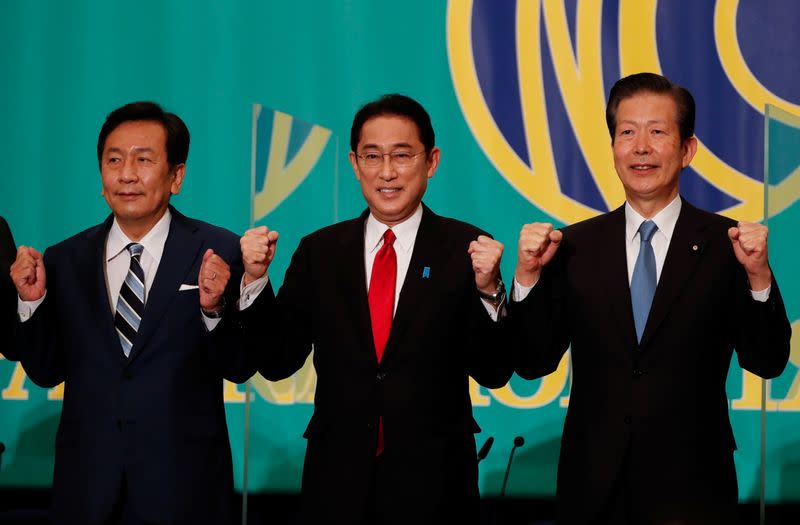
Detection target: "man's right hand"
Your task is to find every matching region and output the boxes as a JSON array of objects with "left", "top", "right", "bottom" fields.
[
  {"left": 11, "top": 247, "right": 46, "bottom": 301},
  {"left": 515, "top": 223, "right": 562, "bottom": 287},
  {"left": 240, "top": 226, "right": 279, "bottom": 285}
]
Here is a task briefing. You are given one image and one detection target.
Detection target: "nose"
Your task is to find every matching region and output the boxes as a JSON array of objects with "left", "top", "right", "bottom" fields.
[
  {"left": 119, "top": 160, "right": 138, "bottom": 182},
  {"left": 633, "top": 134, "right": 651, "bottom": 155},
  {"left": 378, "top": 155, "right": 397, "bottom": 180}
]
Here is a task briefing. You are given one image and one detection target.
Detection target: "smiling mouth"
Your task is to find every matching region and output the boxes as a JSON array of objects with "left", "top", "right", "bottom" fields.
[
  {"left": 631, "top": 164, "right": 657, "bottom": 171},
  {"left": 378, "top": 188, "right": 401, "bottom": 194}
]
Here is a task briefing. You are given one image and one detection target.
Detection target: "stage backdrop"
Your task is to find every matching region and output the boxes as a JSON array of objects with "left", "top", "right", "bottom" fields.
[{"left": 0, "top": 0, "right": 798, "bottom": 502}]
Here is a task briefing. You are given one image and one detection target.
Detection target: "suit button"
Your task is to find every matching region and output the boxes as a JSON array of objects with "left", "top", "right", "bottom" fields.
[
  {"left": 367, "top": 422, "right": 376, "bottom": 430},
  {"left": 624, "top": 415, "right": 632, "bottom": 424},
  {"left": 376, "top": 370, "right": 386, "bottom": 381},
  {"left": 122, "top": 371, "right": 133, "bottom": 380},
  {"left": 117, "top": 419, "right": 123, "bottom": 430},
  {"left": 633, "top": 368, "right": 645, "bottom": 377}
]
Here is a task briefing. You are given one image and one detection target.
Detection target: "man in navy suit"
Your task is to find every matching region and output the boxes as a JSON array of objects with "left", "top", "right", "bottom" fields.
[
  {"left": 238, "top": 94, "right": 512, "bottom": 524},
  {"left": 0, "top": 216, "right": 15, "bottom": 344},
  {"left": 510, "top": 73, "right": 791, "bottom": 524},
  {"left": 9, "top": 102, "right": 254, "bottom": 524}
]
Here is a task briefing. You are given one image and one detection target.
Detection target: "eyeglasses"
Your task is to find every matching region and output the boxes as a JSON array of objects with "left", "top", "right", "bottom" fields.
[{"left": 356, "top": 150, "right": 426, "bottom": 169}]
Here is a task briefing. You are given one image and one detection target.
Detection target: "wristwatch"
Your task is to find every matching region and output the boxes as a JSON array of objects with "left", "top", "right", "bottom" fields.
[
  {"left": 478, "top": 280, "right": 506, "bottom": 306},
  {"left": 202, "top": 296, "right": 227, "bottom": 319}
]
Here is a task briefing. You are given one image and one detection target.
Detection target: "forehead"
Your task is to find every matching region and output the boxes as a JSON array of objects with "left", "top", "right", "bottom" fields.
[
  {"left": 358, "top": 114, "right": 421, "bottom": 148},
  {"left": 616, "top": 92, "right": 679, "bottom": 124},
  {"left": 104, "top": 120, "right": 167, "bottom": 152}
]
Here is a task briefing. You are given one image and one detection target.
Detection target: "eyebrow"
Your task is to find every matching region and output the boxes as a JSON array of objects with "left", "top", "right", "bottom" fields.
[
  {"left": 360, "top": 142, "right": 414, "bottom": 150},
  {"left": 105, "top": 146, "right": 156, "bottom": 155}
]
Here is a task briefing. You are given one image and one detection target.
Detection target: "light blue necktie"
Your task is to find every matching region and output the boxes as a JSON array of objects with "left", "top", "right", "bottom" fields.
[{"left": 631, "top": 220, "right": 658, "bottom": 342}]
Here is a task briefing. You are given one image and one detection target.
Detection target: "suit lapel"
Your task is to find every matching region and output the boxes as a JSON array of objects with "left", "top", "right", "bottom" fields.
[
  {"left": 601, "top": 206, "right": 640, "bottom": 351},
  {"left": 338, "top": 210, "right": 376, "bottom": 361},
  {"left": 84, "top": 215, "right": 127, "bottom": 364},
  {"left": 640, "top": 200, "right": 706, "bottom": 346},
  {"left": 127, "top": 209, "right": 203, "bottom": 363},
  {"left": 381, "top": 205, "right": 442, "bottom": 365}
]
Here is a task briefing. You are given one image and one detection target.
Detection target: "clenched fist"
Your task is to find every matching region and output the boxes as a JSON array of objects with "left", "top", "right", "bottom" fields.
[
  {"left": 728, "top": 222, "right": 771, "bottom": 291},
  {"left": 468, "top": 235, "right": 504, "bottom": 293},
  {"left": 11, "top": 247, "right": 46, "bottom": 301},
  {"left": 199, "top": 249, "right": 230, "bottom": 313},
  {"left": 240, "top": 226, "right": 279, "bottom": 285},
  {"left": 515, "top": 223, "right": 562, "bottom": 287}
]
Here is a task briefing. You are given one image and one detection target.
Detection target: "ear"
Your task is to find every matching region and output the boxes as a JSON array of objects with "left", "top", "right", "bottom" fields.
[
  {"left": 349, "top": 151, "right": 361, "bottom": 181},
  {"left": 170, "top": 164, "right": 186, "bottom": 195},
  {"left": 426, "top": 147, "right": 441, "bottom": 179},
  {"left": 681, "top": 136, "right": 697, "bottom": 168}
]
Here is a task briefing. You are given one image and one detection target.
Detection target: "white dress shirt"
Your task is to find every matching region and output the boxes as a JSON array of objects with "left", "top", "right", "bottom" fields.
[
  {"left": 239, "top": 204, "right": 500, "bottom": 320},
  {"left": 19, "top": 209, "right": 221, "bottom": 330},
  {"left": 514, "top": 195, "right": 769, "bottom": 302}
]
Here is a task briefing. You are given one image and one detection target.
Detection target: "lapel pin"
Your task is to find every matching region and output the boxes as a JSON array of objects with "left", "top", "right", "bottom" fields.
[
  {"left": 691, "top": 243, "right": 701, "bottom": 253},
  {"left": 422, "top": 266, "right": 430, "bottom": 279}
]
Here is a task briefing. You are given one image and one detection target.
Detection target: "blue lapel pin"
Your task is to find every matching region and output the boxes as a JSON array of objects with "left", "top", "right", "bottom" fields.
[{"left": 422, "top": 266, "right": 430, "bottom": 279}]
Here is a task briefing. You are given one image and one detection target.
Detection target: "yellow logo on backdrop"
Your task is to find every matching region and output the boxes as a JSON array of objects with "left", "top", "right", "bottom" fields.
[
  {"left": 446, "top": 0, "right": 799, "bottom": 224},
  {"left": 251, "top": 106, "right": 332, "bottom": 222}
]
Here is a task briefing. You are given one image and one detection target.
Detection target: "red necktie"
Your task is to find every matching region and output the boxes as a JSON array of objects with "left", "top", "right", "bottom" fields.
[{"left": 368, "top": 229, "right": 396, "bottom": 455}]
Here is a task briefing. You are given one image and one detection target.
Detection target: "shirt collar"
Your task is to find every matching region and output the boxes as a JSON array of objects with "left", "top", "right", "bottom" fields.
[
  {"left": 107, "top": 209, "right": 172, "bottom": 262},
  {"left": 365, "top": 204, "right": 423, "bottom": 254},
  {"left": 625, "top": 195, "right": 682, "bottom": 243}
]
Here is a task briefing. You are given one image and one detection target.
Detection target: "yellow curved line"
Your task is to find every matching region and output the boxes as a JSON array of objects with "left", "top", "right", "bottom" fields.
[
  {"left": 447, "top": 0, "right": 597, "bottom": 224},
  {"left": 714, "top": 0, "right": 800, "bottom": 116},
  {"left": 541, "top": 0, "right": 623, "bottom": 209},
  {"left": 253, "top": 112, "right": 331, "bottom": 220},
  {"left": 618, "top": 0, "right": 762, "bottom": 222}
]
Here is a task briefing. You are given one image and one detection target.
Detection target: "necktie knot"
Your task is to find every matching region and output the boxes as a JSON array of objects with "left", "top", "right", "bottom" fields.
[
  {"left": 127, "top": 242, "right": 144, "bottom": 259},
  {"left": 382, "top": 229, "right": 396, "bottom": 247},
  {"left": 639, "top": 221, "right": 657, "bottom": 244}
]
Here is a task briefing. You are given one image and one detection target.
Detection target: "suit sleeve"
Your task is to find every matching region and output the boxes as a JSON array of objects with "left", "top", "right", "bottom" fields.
[
  {"left": 733, "top": 271, "right": 791, "bottom": 379},
  {"left": 239, "top": 236, "right": 315, "bottom": 381},
  {"left": 508, "top": 252, "right": 572, "bottom": 380},
  {"left": 0, "top": 217, "right": 17, "bottom": 358},
  {"left": 464, "top": 278, "right": 514, "bottom": 389},
  {"left": 11, "top": 248, "right": 67, "bottom": 387},
  {"left": 205, "top": 234, "right": 259, "bottom": 383}
]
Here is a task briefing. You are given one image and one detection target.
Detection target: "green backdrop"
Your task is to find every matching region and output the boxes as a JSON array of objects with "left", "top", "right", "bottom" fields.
[{"left": 0, "top": 0, "right": 798, "bottom": 502}]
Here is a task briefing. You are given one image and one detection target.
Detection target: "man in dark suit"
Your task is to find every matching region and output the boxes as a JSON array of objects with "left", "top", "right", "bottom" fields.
[
  {"left": 0, "top": 217, "right": 16, "bottom": 343},
  {"left": 238, "top": 94, "right": 512, "bottom": 524},
  {"left": 510, "top": 73, "right": 791, "bottom": 524},
  {"left": 8, "top": 102, "right": 254, "bottom": 524}
]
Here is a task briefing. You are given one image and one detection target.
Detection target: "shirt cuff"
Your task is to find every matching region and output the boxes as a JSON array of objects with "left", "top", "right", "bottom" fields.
[
  {"left": 750, "top": 285, "right": 770, "bottom": 303},
  {"left": 512, "top": 278, "right": 535, "bottom": 302},
  {"left": 18, "top": 293, "right": 46, "bottom": 322},
  {"left": 201, "top": 314, "right": 222, "bottom": 331},
  {"left": 481, "top": 299, "right": 505, "bottom": 321},
  {"left": 239, "top": 274, "right": 269, "bottom": 310}
]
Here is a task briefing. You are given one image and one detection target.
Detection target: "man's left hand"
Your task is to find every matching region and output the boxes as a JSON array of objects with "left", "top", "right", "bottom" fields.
[
  {"left": 728, "top": 222, "right": 772, "bottom": 290},
  {"left": 468, "top": 235, "right": 504, "bottom": 294},
  {"left": 199, "top": 248, "right": 231, "bottom": 313}
]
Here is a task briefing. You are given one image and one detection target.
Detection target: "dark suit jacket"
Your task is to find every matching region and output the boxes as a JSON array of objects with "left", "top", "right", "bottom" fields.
[
  {"left": 0, "top": 216, "right": 16, "bottom": 350},
  {"left": 8, "top": 207, "right": 254, "bottom": 525},
  {"left": 242, "top": 204, "right": 512, "bottom": 525},
  {"left": 510, "top": 199, "right": 791, "bottom": 525}
]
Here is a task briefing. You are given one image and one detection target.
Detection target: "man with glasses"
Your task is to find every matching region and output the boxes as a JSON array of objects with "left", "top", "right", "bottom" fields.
[{"left": 238, "top": 94, "right": 512, "bottom": 524}]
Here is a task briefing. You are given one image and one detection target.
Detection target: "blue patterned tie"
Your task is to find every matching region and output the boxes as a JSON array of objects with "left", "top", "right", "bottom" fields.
[
  {"left": 115, "top": 243, "right": 145, "bottom": 357},
  {"left": 631, "top": 221, "right": 658, "bottom": 342}
]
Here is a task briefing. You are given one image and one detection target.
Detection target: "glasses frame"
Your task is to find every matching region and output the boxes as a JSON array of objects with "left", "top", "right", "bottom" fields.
[{"left": 355, "top": 150, "right": 427, "bottom": 169}]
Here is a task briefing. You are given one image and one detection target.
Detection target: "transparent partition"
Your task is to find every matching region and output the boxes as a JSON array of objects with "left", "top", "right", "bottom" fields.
[
  {"left": 230, "top": 105, "right": 341, "bottom": 524},
  {"left": 760, "top": 104, "right": 800, "bottom": 524}
]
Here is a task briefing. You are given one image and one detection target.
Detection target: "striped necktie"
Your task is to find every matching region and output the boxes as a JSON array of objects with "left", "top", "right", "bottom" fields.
[{"left": 115, "top": 243, "right": 145, "bottom": 357}]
